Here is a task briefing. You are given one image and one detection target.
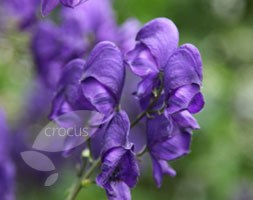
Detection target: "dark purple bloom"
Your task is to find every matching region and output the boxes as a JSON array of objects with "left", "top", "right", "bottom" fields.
[
  {"left": 31, "top": 21, "right": 85, "bottom": 89},
  {"left": 164, "top": 44, "right": 204, "bottom": 115},
  {"left": 97, "top": 111, "right": 139, "bottom": 200},
  {"left": 41, "top": 0, "right": 87, "bottom": 16},
  {"left": 50, "top": 41, "right": 125, "bottom": 119},
  {"left": 147, "top": 113, "right": 194, "bottom": 187},
  {"left": 61, "top": 0, "right": 140, "bottom": 54},
  {"left": 0, "top": 111, "right": 15, "bottom": 200},
  {"left": 61, "top": 0, "right": 116, "bottom": 43},
  {"left": 127, "top": 18, "right": 179, "bottom": 98}
]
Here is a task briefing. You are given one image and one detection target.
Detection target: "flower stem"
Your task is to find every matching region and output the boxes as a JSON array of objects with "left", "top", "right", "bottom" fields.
[
  {"left": 130, "top": 73, "right": 164, "bottom": 128},
  {"left": 67, "top": 159, "right": 101, "bottom": 200}
]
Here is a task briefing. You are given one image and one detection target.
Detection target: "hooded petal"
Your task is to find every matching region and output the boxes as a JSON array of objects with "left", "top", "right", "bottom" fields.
[
  {"left": 164, "top": 43, "right": 203, "bottom": 95},
  {"left": 41, "top": 0, "right": 59, "bottom": 16},
  {"left": 82, "top": 42, "right": 125, "bottom": 102},
  {"left": 102, "top": 111, "right": 130, "bottom": 152},
  {"left": 127, "top": 43, "right": 159, "bottom": 77},
  {"left": 136, "top": 18, "right": 179, "bottom": 69},
  {"left": 151, "top": 156, "right": 176, "bottom": 187}
]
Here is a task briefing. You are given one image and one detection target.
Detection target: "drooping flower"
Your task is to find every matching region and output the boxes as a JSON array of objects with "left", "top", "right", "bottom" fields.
[
  {"left": 127, "top": 17, "right": 179, "bottom": 99},
  {"left": 97, "top": 111, "right": 139, "bottom": 200},
  {"left": 0, "top": 111, "right": 15, "bottom": 200},
  {"left": 164, "top": 43, "right": 204, "bottom": 116},
  {"left": 50, "top": 41, "right": 125, "bottom": 120},
  {"left": 146, "top": 112, "right": 195, "bottom": 187},
  {"left": 41, "top": 0, "right": 87, "bottom": 16}
]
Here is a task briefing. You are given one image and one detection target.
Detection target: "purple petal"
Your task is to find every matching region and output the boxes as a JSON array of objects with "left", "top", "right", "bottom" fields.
[
  {"left": 107, "top": 181, "right": 131, "bottom": 200},
  {"left": 59, "top": 59, "right": 85, "bottom": 86},
  {"left": 97, "top": 146, "right": 139, "bottom": 195},
  {"left": 151, "top": 156, "right": 176, "bottom": 187},
  {"left": 147, "top": 114, "right": 192, "bottom": 161},
  {"left": 82, "top": 78, "right": 116, "bottom": 116},
  {"left": 103, "top": 111, "right": 130, "bottom": 152},
  {"left": 171, "top": 110, "right": 200, "bottom": 130},
  {"left": 136, "top": 73, "right": 158, "bottom": 98},
  {"left": 164, "top": 43, "right": 203, "bottom": 94},
  {"left": 152, "top": 129, "right": 192, "bottom": 161},
  {"left": 96, "top": 147, "right": 127, "bottom": 187},
  {"left": 188, "top": 92, "right": 205, "bottom": 114},
  {"left": 41, "top": 0, "right": 59, "bottom": 16},
  {"left": 127, "top": 43, "right": 159, "bottom": 77},
  {"left": 117, "top": 148, "right": 139, "bottom": 188},
  {"left": 166, "top": 84, "right": 201, "bottom": 115},
  {"left": 136, "top": 18, "right": 179, "bottom": 69},
  {"left": 83, "top": 42, "right": 125, "bottom": 102}
]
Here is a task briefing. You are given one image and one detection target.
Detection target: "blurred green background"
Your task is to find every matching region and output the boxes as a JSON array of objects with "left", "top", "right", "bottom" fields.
[{"left": 1, "top": 0, "right": 253, "bottom": 199}]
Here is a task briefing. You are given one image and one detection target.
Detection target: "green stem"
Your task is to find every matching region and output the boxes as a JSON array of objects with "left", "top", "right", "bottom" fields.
[
  {"left": 67, "top": 159, "right": 101, "bottom": 200},
  {"left": 130, "top": 73, "right": 164, "bottom": 128}
]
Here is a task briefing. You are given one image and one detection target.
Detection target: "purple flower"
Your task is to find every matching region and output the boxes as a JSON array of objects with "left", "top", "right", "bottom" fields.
[
  {"left": 61, "top": 0, "right": 116, "bottom": 43},
  {"left": 164, "top": 44, "right": 204, "bottom": 115},
  {"left": 61, "top": 0, "right": 140, "bottom": 54},
  {"left": 97, "top": 111, "right": 139, "bottom": 200},
  {"left": 147, "top": 113, "right": 194, "bottom": 187},
  {"left": 50, "top": 41, "right": 125, "bottom": 119},
  {"left": 127, "top": 18, "right": 179, "bottom": 98},
  {"left": 41, "top": 0, "right": 87, "bottom": 16},
  {"left": 0, "top": 111, "right": 15, "bottom": 200},
  {"left": 31, "top": 21, "right": 85, "bottom": 89}
]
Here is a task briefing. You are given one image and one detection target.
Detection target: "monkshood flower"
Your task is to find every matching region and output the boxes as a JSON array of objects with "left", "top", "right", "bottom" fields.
[
  {"left": 147, "top": 112, "right": 198, "bottom": 187},
  {"left": 0, "top": 111, "right": 15, "bottom": 200},
  {"left": 164, "top": 43, "right": 204, "bottom": 116},
  {"left": 61, "top": 0, "right": 116, "bottom": 43},
  {"left": 97, "top": 111, "right": 139, "bottom": 200},
  {"left": 31, "top": 21, "right": 85, "bottom": 89},
  {"left": 127, "top": 18, "right": 179, "bottom": 99},
  {"left": 41, "top": 0, "right": 87, "bottom": 16},
  {"left": 61, "top": 0, "right": 140, "bottom": 54},
  {"left": 50, "top": 41, "right": 125, "bottom": 120}
]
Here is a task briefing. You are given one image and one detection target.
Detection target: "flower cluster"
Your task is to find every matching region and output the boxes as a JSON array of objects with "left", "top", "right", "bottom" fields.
[
  {"left": 0, "top": 1, "right": 204, "bottom": 200},
  {"left": 47, "top": 17, "right": 204, "bottom": 199}
]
